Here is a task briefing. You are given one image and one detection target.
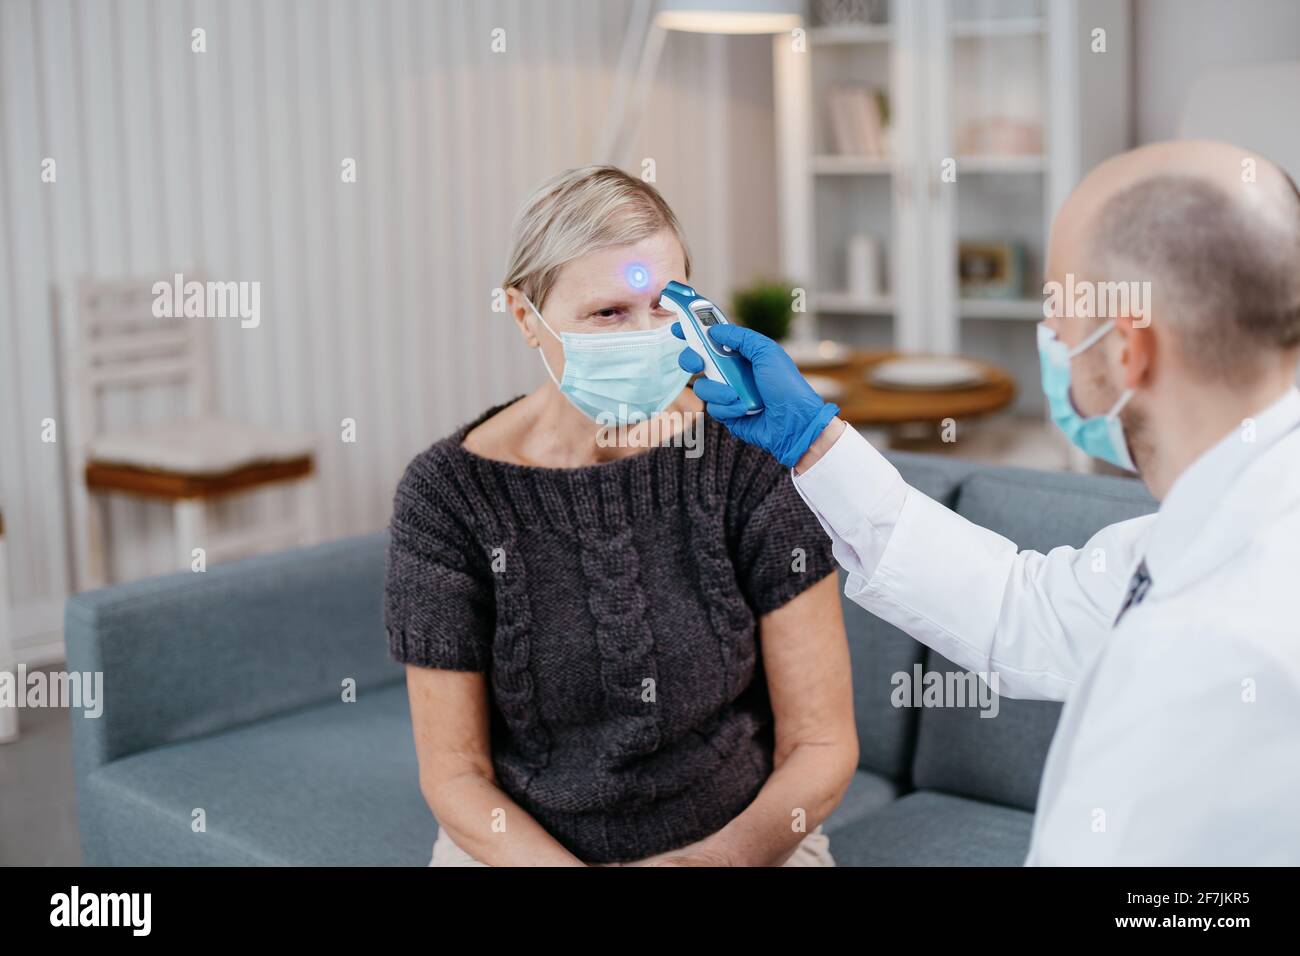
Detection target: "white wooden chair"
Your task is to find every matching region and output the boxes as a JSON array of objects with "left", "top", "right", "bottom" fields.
[
  {"left": 0, "top": 508, "right": 17, "bottom": 743},
  {"left": 65, "top": 277, "right": 321, "bottom": 590}
]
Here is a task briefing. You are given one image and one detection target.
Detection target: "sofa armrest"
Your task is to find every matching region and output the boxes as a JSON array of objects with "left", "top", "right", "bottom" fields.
[{"left": 65, "top": 532, "right": 402, "bottom": 780}]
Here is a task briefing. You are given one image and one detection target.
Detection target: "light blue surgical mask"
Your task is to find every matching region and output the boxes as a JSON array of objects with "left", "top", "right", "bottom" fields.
[
  {"left": 1037, "top": 320, "right": 1137, "bottom": 472},
  {"left": 526, "top": 295, "right": 690, "bottom": 424}
]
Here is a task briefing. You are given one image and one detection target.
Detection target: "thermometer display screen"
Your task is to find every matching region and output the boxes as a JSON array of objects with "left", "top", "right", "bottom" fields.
[{"left": 694, "top": 308, "right": 721, "bottom": 326}]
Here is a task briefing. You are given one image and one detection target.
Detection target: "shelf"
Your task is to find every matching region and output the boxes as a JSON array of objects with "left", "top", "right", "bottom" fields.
[
  {"left": 950, "top": 17, "right": 1045, "bottom": 38},
  {"left": 777, "top": 2, "right": 1129, "bottom": 394},
  {"left": 815, "top": 292, "right": 894, "bottom": 315},
  {"left": 813, "top": 154, "right": 893, "bottom": 175},
  {"left": 957, "top": 154, "right": 1046, "bottom": 174},
  {"left": 958, "top": 298, "right": 1044, "bottom": 320},
  {"left": 809, "top": 24, "right": 893, "bottom": 45}
]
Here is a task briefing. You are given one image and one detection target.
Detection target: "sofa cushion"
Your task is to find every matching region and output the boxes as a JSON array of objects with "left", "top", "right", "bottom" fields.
[
  {"left": 823, "top": 769, "right": 900, "bottom": 837},
  {"left": 78, "top": 681, "right": 435, "bottom": 866},
  {"left": 66, "top": 532, "right": 403, "bottom": 779},
  {"left": 827, "top": 790, "right": 1033, "bottom": 866},
  {"left": 912, "top": 649, "right": 1063, "bottom": 810},
  {"left": 909, "top": 466, "right": 1159, "bottom": 810},
  {"left": 954, "top": 466, "right": 1156, "bottom": 555},
  {"left": 87, "top": 417, "right": 316, "bottom": 474}
]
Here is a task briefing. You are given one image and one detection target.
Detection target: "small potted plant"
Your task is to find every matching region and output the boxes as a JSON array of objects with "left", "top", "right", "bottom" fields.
[{"left": 730, "top": 279, "right": 796, "bottom": 342}]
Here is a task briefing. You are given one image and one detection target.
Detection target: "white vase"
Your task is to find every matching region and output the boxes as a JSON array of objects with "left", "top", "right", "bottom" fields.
[{"left": 847, "top": 234, "right": 882, "bottom": 299}]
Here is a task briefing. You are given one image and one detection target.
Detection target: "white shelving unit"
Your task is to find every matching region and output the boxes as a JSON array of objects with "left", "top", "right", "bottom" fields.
[
  {"left": 774, "top": 0, "right": 1131, "bottom": 415},
  {"left": 815, "top": 291, "right": 895, "bottom": 314}
]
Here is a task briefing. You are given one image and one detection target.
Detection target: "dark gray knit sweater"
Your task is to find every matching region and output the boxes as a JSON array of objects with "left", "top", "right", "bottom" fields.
[{"left": 383, "top": 399, "right": 836, "bottom": 863}]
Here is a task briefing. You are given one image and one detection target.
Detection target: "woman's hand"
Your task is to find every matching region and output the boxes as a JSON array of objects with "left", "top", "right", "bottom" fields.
[
  {"left": 408, "top": 665, "right": 586, "bottom": 866},
  {"left": 646, "top": 848, "right": 733, "bottom": 867},
  {"left": 682, "top": 574, "right": 858, "bottom": 866},
  {"left": 625, "top": 841, "right": 733, "bottom": 867}
]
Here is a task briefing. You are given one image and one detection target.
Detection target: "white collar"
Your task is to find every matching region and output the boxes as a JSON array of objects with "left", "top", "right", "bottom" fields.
[{"left": 1143, "top": 386, "right": 1300, "bottom": 590}]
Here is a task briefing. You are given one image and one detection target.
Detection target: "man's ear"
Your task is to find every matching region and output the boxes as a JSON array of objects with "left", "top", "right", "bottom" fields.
[
  {"left": 1116, "top": 311, "right": 1154, "bottom": 390},
  {"left": 506, "top": 287, "right": 539, "bottom": 347}
]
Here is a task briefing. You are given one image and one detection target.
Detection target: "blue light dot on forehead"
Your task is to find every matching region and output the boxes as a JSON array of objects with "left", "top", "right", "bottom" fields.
[{"left": 625, "top": 262, "right": 650, "bottom": 290}]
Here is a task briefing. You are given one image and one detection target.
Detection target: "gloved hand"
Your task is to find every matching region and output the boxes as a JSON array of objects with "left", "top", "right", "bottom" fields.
[{"left": 673, "top": 322, "right": 840, "bottom": 468}]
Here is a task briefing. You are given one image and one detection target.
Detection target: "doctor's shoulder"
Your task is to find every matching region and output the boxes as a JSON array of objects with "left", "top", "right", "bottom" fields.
[
  {"left": 1217, "top": 514, "right": 1300, "bottom": 650},
  {"left": 1128, "top": 540, "right": 1300, "bottom": 689}
]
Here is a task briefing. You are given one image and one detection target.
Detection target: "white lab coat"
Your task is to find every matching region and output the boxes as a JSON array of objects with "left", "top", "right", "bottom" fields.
[{"left": 792, "top": 387, "right": 1300, "bottom": 864}]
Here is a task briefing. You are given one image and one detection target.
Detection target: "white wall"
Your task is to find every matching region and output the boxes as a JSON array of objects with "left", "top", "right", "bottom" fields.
[
  {"left": 0, "top": 0, "right": 776, "bottom": 662},
  {"left": 1133, "top": 0, "right": 1300, "bottom": 144}
]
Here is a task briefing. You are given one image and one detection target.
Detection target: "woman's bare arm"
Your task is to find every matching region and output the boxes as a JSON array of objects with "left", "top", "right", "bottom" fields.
[
  {"left": 652, "top": 572, "right": 858, "bottom": 866},
  {"left": 406, "top": 664, "right": 584, "bottom": 866}
]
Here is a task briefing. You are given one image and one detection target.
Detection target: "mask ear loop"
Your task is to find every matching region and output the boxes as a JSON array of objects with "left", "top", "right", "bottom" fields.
[
  {"left": 1067, "top": 318, "right": 1117, "bottom": 358},
  {"left": 1070, "top": 318, "right": 1134, "bottom": 419},
  {"left": 1107, "top": 387, "right": 1135, "bottom": 419},
  {"left": 524, "top": 294, "right": 563, "bottom": 387}
]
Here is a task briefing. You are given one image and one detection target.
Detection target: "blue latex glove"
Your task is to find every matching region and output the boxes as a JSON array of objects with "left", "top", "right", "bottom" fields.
[{"left": 673, "top": 322, "right": 840, "bottom": 468}]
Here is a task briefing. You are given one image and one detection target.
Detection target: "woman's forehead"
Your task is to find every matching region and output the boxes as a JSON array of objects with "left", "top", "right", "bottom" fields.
[{"left": 554, "top": 231, "right": 686, "bottom": 301}]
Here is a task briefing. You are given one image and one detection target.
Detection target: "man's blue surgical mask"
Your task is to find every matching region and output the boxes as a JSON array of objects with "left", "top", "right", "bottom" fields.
[
  {"left": 1037, "top": 320, "right": 1137, "bottom": 472},
  {"left": 526, "top": 295, "right": 690, "bottom": 424}
]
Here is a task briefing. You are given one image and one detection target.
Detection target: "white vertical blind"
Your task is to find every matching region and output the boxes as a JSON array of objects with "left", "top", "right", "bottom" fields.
[{"left": 0, "top": 0, "right": 765, "bottom": 658}]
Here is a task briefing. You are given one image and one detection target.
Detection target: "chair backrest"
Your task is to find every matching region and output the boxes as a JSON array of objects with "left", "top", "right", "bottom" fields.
[{"left": 70, "top": 275, "right": 212, "bottom": 446}]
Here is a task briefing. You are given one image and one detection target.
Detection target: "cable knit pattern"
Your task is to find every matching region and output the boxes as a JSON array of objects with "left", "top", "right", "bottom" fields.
[{"left": 383, "top": 398, "right": 837, "bottom": 863}]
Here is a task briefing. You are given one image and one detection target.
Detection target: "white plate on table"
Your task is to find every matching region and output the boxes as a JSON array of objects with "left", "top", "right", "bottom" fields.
[
  {"left": 804, "top": 374, "right": 845, "bottom": 401},
  {"left": 869, "top": 357, "right": 986, "bottom": 390},
  {"left": 786, "top": 340, "right": 851, "bottom": 369}
]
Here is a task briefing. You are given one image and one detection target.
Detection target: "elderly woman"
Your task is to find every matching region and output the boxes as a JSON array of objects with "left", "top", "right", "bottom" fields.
[{"left": 384, "top": 165, "right": 857, "bottom": 866}]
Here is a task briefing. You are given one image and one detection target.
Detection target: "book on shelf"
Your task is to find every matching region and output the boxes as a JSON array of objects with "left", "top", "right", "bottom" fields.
[{"left": 827, "top": 83, "right": 888, "bottom": 157}]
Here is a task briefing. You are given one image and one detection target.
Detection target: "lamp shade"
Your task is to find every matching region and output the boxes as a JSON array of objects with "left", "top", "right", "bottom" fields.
[{"left": 655, "top": 0, "right": 804, "bottom": 34}]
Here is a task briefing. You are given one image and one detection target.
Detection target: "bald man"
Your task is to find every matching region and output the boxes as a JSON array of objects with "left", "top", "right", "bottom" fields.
[{"left": 676, "top": 140, "right": 1300, "bottom": 864}]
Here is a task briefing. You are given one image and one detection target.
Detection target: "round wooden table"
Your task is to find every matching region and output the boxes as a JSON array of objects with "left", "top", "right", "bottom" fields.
[{"left": 797, "top": 350, "right": 1017, "bottom": 428}]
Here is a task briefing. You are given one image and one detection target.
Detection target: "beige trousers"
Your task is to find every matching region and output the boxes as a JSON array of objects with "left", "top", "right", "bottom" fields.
[{"left": 429, "top": 823, "right": 834, "bottom": 867}]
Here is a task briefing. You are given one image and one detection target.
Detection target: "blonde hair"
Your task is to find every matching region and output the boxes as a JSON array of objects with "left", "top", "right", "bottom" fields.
[{"left": 502, "top": 165, "right": 692, "bottom": 311}]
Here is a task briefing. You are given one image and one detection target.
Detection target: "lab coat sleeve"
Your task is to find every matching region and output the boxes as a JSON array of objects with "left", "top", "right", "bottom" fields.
[{"left": 792, "top": 425, "right": 1156, "bottom": 701}]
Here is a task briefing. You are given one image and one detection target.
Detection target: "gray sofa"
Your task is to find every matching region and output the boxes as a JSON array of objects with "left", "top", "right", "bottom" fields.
[{"left": 66, "top": 451, "right": 1157, "bottom": 866}]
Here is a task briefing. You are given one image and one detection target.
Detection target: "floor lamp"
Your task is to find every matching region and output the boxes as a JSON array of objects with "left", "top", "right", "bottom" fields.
[{"left": 603, "top": 0, "right": 805, "bottom": 166}]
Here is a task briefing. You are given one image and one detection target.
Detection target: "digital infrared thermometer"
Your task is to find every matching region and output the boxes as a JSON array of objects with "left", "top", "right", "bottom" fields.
[{"left": 660, "top": 280, "right": 764, "bottom": 415}]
